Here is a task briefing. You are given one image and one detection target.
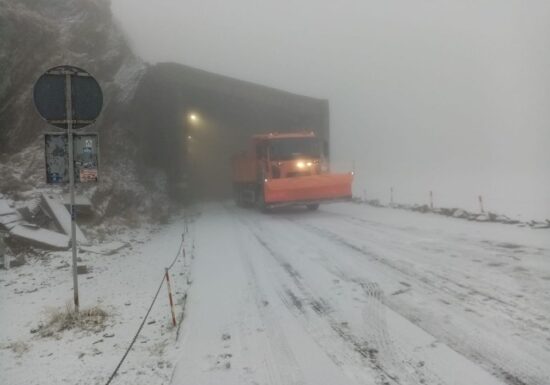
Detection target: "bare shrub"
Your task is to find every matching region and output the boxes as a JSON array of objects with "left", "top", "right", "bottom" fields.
[{"left": 39, "top": 302, "right": 108, "bottom": 337}]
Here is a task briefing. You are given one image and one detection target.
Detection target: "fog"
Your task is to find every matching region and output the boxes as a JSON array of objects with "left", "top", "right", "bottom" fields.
[{"left": 111, "top": 0, "right": 550, "bottom": 220}]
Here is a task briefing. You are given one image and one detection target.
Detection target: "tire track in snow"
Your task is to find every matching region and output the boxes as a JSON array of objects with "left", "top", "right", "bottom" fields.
[
  {"left": 360, "top": 281, "right": 445, "bottom": 385},
  {"left": 242, "top": 210, "right": 447, "bottom": 385},
  {"left": 232, "top": 208, "right": 392, "bottom": 384},
  {"left": 291, "top": 218, "right": 548, "bottom": 385},
  {"left": 285, "top": 252, "right": 447, "bottom": 385},
  {"left": 231, "top": 213, "right": 306, "bottom": 385},
  {"left": 262, "top": 227, "right": 443, "bottom": 385},
  {"left": 273, "top": 284, "right": 382, "bottom": 385},
  {"left": 236, "top": 210, "right": 443, "bottom": 385},
  {"left": 312, "top": 211, "right": 550, "bottom": 331}
]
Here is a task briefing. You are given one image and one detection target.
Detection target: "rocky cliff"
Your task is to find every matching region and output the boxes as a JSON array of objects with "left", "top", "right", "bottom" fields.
[{"left": 0, "top": 0, "right": 159, "bottom": 220}]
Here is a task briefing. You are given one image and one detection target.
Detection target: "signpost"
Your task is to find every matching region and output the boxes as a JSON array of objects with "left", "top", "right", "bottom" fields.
[{"left": 34, "top": 65, "right": 103, "bottom": 312}]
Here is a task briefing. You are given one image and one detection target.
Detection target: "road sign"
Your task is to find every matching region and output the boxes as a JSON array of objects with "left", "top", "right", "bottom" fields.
[
  {"left": 45, "top": 133, "right": 99, "bottom": 184},
  {"left": 33, "top": 65, "right": 103, "bottom": 129},
  {"left": 34, "top": 65, "right": 103, "bottom": 313}
]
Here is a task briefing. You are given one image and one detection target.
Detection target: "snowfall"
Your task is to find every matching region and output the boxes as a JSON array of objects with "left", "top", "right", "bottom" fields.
[{"left": 1, "top": 202, "right": 549, "bottom": 385}]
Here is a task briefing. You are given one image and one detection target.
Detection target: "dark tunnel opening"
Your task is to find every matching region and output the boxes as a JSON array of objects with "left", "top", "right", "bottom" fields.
[{"left": 130, "top": 63, "right": 330, "bottom": 202}]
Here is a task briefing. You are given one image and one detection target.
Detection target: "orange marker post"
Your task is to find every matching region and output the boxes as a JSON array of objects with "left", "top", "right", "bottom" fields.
[{"left": 165, "top": 268, "right": 177, "bottom": 327}]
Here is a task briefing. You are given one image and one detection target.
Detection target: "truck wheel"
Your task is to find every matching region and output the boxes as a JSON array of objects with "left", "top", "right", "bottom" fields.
[
  {"left": 233, "top": 186, "right": 239, "bottom": 205},
  {"left": 257, "top": 188, "right": 270, "bottom": 213},
  {"left": 306, "top": 204, "right": 320, "bottom": 211},
  {"left": 233, "top": 185, "right": 242, "bottom": 206}
]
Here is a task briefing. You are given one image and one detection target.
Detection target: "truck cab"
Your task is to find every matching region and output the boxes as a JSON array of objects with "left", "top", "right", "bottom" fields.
[{"left": 233, "top": 132, "right": 352, "bottom": 211}]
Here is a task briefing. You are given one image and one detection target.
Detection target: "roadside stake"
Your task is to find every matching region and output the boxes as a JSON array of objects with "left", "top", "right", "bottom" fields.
[
  {"left": 165, "top": 268, "right": 177, "bottom": 327},
  {"left": 103, "top": 235, "right": 185, "bottom": 385}
]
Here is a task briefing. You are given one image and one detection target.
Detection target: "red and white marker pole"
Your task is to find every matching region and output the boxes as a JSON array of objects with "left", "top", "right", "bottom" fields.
[{"left": 165, "top": 268, "right": 177, "bottom": 327}]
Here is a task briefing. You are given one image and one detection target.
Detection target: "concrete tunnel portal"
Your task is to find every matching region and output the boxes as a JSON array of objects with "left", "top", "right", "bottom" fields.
[{"left": 131, "top": 63, "right": 330, "bottom": 201}]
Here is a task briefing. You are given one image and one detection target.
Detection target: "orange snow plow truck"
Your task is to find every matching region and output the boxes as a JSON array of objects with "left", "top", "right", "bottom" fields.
[{"left": 232, "top": 132, "right": 353, "bottom": 211}]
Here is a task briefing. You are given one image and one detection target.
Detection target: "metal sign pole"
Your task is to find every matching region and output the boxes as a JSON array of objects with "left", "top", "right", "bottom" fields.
[
  {"left": 34, "top": 65, "right": 102, "bottom": 313},
  {"left": 65, "top": 72, "right": 79, "bottom": 313}
]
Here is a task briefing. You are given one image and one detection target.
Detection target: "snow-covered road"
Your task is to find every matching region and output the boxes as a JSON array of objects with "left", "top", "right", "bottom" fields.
[{"left": 173, "top": 202, "right": 550, "bottom": 385}]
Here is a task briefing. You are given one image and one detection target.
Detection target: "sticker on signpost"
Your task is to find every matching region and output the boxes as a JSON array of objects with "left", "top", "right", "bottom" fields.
[
  {"left": 45, "top": 134, "right": 69, "bottom": 184},
  {"left": 73, "top": 134, "right": 99, "bottom": 183},
  {"left": 79, "top": 169, "right": 98, "bottom": 182},
  {"left": 45, "top": 133, "right": 99, "bottom": 184}
]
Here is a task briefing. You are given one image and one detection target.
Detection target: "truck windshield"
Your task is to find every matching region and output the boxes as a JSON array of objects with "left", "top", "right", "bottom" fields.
[{"left": 269, "top": 138, "right": 321, "bottom": 161}]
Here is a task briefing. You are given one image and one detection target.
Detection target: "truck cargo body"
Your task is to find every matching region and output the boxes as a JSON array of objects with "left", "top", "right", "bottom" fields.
[{"left": 232, "top": 132, "right": 353, "bottom": 210}]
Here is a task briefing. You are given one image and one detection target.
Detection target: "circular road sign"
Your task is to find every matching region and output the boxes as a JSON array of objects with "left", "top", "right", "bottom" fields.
[{"left": 33, "top": 65, "right": 103, "bottom": 129}]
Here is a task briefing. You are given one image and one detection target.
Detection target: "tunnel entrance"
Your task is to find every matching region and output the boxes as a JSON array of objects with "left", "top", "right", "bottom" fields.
[{"left": 131, "top": 63, "right": 329, "bottom": 201}]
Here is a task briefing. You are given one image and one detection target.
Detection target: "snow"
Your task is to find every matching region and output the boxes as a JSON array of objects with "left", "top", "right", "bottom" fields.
[
  {"left": 0, "top": 213, "right": 20, "bottom": 231},
  {"left": 0, "top": 219, "right": 191, "bottom": 385},
  {"left": 79, "top": 241, "right": 130, "bottom": 256},
  {"left": 62, "top": 194, "right": 92, "bottom": 208},
  {"left": 171, "top": 202, "right": 549, "bottom": 385},
  {"left": 1, "top": 202, "right": 549, "bottom": 385},
  {"left": 113, "top": 58, "right": 146, "bottom": 102},
  {"left": 41, "top": 194, "right": 89, "bottom": 245},
  {"left": 0, "top": 199, "right": 16, "bottom": 216},
  {"left": 9, "top": 225, "right": 70, "bottom": 250}
]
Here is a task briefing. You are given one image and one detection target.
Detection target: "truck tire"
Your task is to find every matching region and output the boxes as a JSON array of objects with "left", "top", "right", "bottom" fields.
[
  {"left": 233, "top": 185, "right": 243, "bottom": 206},
  {"left": 306, "top": 203, "right": 320, "bottom": 211},
  {"left": 257, "top": 187, "right": 270, "bottom": 213}
]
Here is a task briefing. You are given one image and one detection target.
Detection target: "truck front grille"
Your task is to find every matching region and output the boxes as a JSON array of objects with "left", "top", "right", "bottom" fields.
[{"left": 287, "top": 171, "right": 312, "bottom": 178}]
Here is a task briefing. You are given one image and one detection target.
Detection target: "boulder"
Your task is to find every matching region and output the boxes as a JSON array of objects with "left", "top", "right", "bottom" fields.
[
  {"left": 452, "top": 209, "right": 467, "bottom": 218},
  {"left": 367, "top": 199, "right": 381, "bottom": 207},
  {"left": 40, "top": 194, "right": 89, "bottom": 245},
  {"left": 529, "top": 221, "right": 550, "bottom": 229},
  {"left": 475, "top": 213, "right": 490, "bottom": 222},
  {"left": 9, "top": 255, "right": 26, "bottom": 267},
  {"left": 0, "top": 213, "right": 21, "bottom": 231},
  {"left": 9, "top": 224, "right": 70, "bottom": 250},
  {"left": 411, "top": 204, "right": 430, "bottom": 213},
  {"left": 0, "top": 199, "right": 16, "bottom": 216},
  {"left": 439, "top": 208, "right": 455, "bottom": 216}
]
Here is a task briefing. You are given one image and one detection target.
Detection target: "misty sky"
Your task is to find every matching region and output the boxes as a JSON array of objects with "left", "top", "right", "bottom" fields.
[{"left": 111, "top": 0, "right": 550, "bottom": 219}]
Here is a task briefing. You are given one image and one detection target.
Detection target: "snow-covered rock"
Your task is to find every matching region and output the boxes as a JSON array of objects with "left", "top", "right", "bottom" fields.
[
  {"left": 9, "top": 224, "right": 70, "bottom": 249},
  {"left": 475, "top": 213, "right": 490, "bottom": 222},
  {"left": 452, "top": 209, "right": 467, "bottom": 218},
  {"left": 529, "top": 221, "right": 550, "bottom": 229},
  {"left": 0, "top": 199, "right": 16, "bottom": 216}
]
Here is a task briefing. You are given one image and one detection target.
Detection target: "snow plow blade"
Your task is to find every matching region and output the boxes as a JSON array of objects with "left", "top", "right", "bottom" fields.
[{"left": 264, "top": 173, "right": 353, "bottom": 206}]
